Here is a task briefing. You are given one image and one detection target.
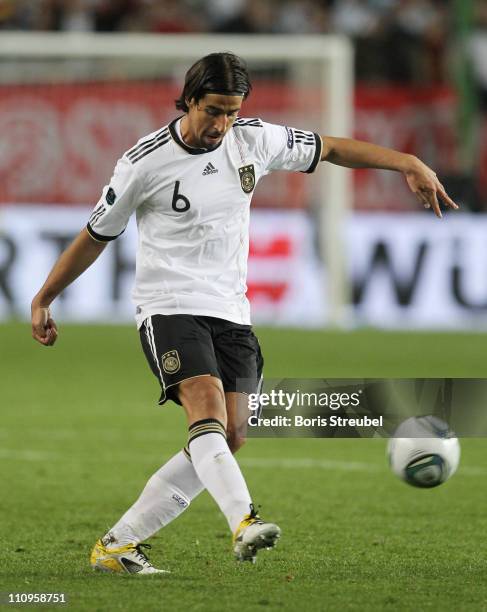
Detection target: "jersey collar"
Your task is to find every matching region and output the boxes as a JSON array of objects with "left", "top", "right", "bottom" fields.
[{"left": 169, "top": 116, "right": 224, "bottom": 155}]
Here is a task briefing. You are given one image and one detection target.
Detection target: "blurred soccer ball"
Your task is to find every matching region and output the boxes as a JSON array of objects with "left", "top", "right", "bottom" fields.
[{"left": 387, "top": 416, "right": 460, "bottom": 488}]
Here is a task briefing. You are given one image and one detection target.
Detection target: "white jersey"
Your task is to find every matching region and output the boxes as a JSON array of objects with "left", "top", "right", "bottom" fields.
[{"left": 87, "top": 117, "right": 322, "bottom": 328}]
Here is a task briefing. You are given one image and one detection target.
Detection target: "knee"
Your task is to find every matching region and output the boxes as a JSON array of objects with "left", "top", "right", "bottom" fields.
[
  {"left": 226, "top": 429, "right": 246, "bottom": 454},
  {"left": 197, "top": 380, "right": 225, "bottom": 408},
  {"left": 179, "top": 376, "right": 226, "bottom": 423}
]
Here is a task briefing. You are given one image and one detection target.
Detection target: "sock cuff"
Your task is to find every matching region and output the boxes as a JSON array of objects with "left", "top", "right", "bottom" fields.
[{"left": 188, "top": 418, "right": 227, "bottom": 445}]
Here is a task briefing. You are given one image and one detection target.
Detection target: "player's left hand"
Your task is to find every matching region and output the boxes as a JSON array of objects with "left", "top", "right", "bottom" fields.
[{"left": 404, "top": 157, "right": 459, "bottom": 218}]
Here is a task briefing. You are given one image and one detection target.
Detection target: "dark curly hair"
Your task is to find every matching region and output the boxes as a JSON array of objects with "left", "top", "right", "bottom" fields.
[{"left": 175, "top": 52, "right": 252, "bottom": 112}]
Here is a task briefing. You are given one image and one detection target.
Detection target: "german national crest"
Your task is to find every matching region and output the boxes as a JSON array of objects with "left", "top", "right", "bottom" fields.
[
  {"left": 162, "top": 350, "right": 180, "bottom": 374},
  {"left": 238, "top": 164, "right": 255, "bottom": 194},
  {"left": 105, "top": 187, "right": 116, "bottom": 206}
]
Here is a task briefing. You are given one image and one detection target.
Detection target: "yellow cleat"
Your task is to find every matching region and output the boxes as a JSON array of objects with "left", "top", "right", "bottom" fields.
[
  {"left": 233, "top": 504, "right": 281, "bottom": 563},
  {"left": 90, "top": 537, "right": 169, "bottom": 575}
]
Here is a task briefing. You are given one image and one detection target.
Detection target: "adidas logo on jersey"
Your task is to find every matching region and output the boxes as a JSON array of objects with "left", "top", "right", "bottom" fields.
[{"left": 202, "top": 162, "right": 218, "bottom": 175}]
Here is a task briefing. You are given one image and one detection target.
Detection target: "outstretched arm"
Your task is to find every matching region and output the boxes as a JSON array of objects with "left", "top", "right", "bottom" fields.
[
  {"left": 31, "top": 228, "right": 107, "bottom": 346},
  {"left": 320, "top": 136, "right": 459, "bottom": 218}
]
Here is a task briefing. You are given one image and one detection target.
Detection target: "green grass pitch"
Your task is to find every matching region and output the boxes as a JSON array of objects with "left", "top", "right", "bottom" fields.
[{"left": 1, "top": 323, "right": 487, "bottom": 611}]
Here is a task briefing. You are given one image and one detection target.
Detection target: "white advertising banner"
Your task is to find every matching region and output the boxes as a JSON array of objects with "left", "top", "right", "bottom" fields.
[
  {"left": 0, "top": 206, "right": 326, "bottom": 327},
  {"left": 1, "top": 206, "right": 486, "bottom": 329},
  {"left": 350, "top": 213, "right": 487, "bottom": 329}
]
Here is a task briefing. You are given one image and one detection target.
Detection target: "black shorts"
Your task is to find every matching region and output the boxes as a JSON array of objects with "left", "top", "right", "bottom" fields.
[{"left": 139, "top": 314, "right": 264, "bottom": 405}]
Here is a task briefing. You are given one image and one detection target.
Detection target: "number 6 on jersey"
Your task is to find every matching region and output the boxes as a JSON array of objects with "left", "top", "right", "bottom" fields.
[{"left": 172, "top": 181, "right": 191, "bottom": 212}]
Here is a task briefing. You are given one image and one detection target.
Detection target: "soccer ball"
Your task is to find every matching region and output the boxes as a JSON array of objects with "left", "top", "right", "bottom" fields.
[{"left": 387, "top": 416, "right": 460, "bottom": 488}]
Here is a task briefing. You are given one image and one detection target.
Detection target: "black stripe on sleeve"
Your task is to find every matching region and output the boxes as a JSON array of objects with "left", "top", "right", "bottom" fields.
[
  {"left": 89, "top": 207, "right": 105, "bottom": 228},
  {"left": 86, "top": 222, "right": 124, "bottom": 242},
  {"left": 233, "top": 118, "right": 263, "bottom": 128},
  {"left": 88, "top": 203, "right": 104, "bottom": 224},
  {"left": 304, "top": 133, "right": 322, "bottom": 174},
  {"left": 127, "top": 130, "right": 170, "bottom": 162},
  {"left": 126, "top": 127, "right": 168, "bottom": 159},
  {"left": 130, "top": 135, "right": 171, "bottom": 163}
]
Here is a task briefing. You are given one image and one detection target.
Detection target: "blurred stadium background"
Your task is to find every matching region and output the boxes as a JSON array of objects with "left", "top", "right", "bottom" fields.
[
  {"left": 2, "top": 3, "right": 487, "bottom": 611},
  {"left": 1, "top": 0, "right": 487, "bottom": 329}
]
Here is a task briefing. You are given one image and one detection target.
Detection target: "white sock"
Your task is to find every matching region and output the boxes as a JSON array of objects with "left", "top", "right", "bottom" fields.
[
  {"left": 188, "top": 419, "right": 252, "bottom": 533},
  {"left": 104, "top": 450, "right": 204, "bottom": 547}
]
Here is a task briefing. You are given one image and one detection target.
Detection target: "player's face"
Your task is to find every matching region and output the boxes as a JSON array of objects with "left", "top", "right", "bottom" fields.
[{"left": 184, "top": 93, "right": 243, "bottom": 150}]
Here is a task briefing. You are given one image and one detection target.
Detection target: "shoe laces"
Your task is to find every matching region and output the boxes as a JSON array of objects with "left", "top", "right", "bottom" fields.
[
  {"left": 247, "top": 503, "right": 264, "bottom": 525},
  {"left": 133, "top": 543, "right": 153, "bottom": 566},
  {"left": 249, "top": 503, "right": 260, "bottom": 519}
]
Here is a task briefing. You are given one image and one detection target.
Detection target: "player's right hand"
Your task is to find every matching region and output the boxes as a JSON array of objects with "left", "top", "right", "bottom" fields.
[{"left": 31, "top": 303, "right": 58, "bottom": 346}]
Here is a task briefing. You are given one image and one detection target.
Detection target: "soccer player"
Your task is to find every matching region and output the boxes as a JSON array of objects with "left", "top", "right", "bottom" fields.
[{"left": 31, "top": 52, "right": 458, "bottom": 574}]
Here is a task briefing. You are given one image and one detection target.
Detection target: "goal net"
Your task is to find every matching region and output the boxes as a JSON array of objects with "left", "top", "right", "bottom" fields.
[{"left": 0, "top": 33, "right": 353, "bottom": 326}]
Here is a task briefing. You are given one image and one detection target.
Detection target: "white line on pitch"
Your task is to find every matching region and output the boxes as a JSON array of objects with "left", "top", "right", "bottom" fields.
[
  {"left": 240, "top": 457, "right": 382, "bottom": 472},
  {"left": 0, "top": 448, "right": 484, "bottom": 476},
  {"left": 0, "top": 449, "right": 59, "bottom": 461},
  {"left": 0, "top": 428, "right": 174, "bottom": 441}
]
